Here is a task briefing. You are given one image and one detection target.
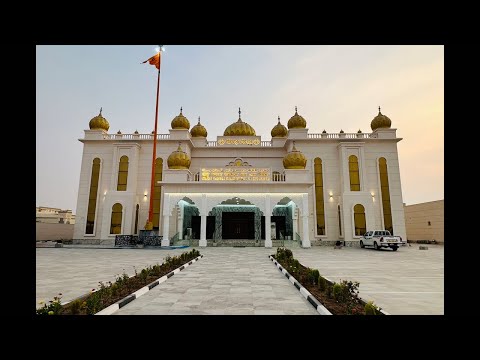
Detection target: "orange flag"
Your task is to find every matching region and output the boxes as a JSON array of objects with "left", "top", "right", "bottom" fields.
[{"left": 142, "top": 52, "right": 161, "bottom": 69}]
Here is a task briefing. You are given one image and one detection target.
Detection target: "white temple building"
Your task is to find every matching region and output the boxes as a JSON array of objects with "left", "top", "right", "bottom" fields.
[{"left": 73, "top": 106, "right": 406, "bottom": 247}]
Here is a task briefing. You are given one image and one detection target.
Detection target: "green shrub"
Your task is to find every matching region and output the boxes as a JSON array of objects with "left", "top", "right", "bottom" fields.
[
  {"left": 318, "top": 275, "right": 327, "bottom": 292},
  {"left": 365, "top": 301, "right": 381, "bottom": 315},
  {"left": 326, "top": 283, "right": 333, "bottom": 298},
  {"left": 306, "top": 269, "right": 320, "bottom": 285},
  {"left": 333, "top": 283, "right": 345, "bottom": 302}
]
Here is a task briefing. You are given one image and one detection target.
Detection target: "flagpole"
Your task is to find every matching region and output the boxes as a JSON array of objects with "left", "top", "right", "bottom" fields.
[{"left": 147, "top": 50, "right": 162, "bottom": 229}]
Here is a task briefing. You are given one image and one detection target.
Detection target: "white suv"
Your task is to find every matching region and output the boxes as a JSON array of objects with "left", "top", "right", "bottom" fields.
[{"left": 360, "top": 230, "right": 405, "bottom": 251}]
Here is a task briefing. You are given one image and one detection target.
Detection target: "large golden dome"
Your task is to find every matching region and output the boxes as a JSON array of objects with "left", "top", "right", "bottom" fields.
[
  {"left": 271, "top": 116, "right": 288, "bottom": 138},
  {"left": 223, "top": 108, "right": 256, "bottom": 136},
  {"left": 167, "top": 143, "right": 191, "bottom": 170},
  {"left": 287, "top": 106, "right": 307, "bottom": 129},
  {"left": 89, "top": 108, "right": 110, "bottom": 131},
  {"left": 283, "top": 142, "right": 307, "bottom": 169},
  {"left": 371, "top": 106, "right": 392, "bottom": 131},
  {"left": 171, "top": 107, "right": 190, "bottom": 130},
  {"left": 190, "top": 116, "right": 208, "bottom": 137}
]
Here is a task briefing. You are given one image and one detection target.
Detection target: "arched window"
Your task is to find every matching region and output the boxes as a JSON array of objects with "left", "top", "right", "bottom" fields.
[
  {"left": 338, "top": 204, "right": 342, "bottom": 237},
  {"left": 153, "top": 158, "right": 163, "bottom": 229},
  {"left": 110, "top": 203, "right": 123, "bottom": 234},
  {"left": 379, "top": 157, "right": 393, "bottom": 234},
  {"left": 117, "top": 155, "right": 129, "bottom": 191},
  {"left": 314, "top": 158, "right": 325, "bottom": 235},
  {"left": 134, "top": 204, "right": 140, "bottom": 234},
  {"left": 349, "top": 155, "right": 360, "bottom": 191},
  {"left": 354, "top": 204, "right": 366, "bottom": 236},
  {"left": 85, "top": 158, "right": 100, "bottom": 234}
]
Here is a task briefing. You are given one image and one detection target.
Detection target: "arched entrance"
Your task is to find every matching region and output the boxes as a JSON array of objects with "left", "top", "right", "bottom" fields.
[
  {"left": 270, "top": 197, "right": 297, "bottom": 240},
  {"left": 209, "top": 197, "right": 263, "bottom": 240}
]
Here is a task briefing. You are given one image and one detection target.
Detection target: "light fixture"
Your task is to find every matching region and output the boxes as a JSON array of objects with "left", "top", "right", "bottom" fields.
[{"left": 329, "top": 193, "right": 333, "bottom": 198}]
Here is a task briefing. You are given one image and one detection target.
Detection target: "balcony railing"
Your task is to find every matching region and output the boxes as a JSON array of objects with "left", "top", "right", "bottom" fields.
[
  {"left": 103, "top": 133, "right": 171, "bottom": 140},
  {"left": 307, "top": 133, "right": 373, "bottom": 139}
]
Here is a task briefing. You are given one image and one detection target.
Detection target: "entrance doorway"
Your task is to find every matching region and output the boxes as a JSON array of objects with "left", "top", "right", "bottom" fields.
[{"left": 222, "top": 212, "right": 254, "bottom": 239}]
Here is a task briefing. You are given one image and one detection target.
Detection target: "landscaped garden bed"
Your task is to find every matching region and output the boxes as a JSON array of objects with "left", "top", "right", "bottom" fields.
[
  {"left": 272, "top": 248, "right": 383, "bottom": 315},
  {"left": 37, "top": 249, "right": 201, "bottom": 315}
]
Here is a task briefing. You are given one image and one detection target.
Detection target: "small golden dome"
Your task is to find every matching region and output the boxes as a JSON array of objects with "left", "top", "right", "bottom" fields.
[
  {"left": 287, "top": 106, "right": 307, "bottom": 129},
  {"left": 283, "top": 142, "right": 307, "bottom": 169},
  {"left": 134, "top": 130, "right": 139, "bottom": 134},
  {"left": 322, "top": 129, "right": 327, "bottom": 134},
  {"left": 357, "top": 129, "right": 362, "bottom": 133},
  {"left": 224, "top": 108, "right": 256, "bottom": 136},
  {"left": 117, "top": 130, "right": 122, "bottom": 134},
  {"left": 171, "top": 107, "right": 190, "bottom": 130},
  {"left": 271, "top": 116, "right": 288, "bottom": 138},
  {"left": 89, "top": 107, "right": 110, "bottom": 131},
  {"left": 167, "top": 143, "right": 191, "bottom": 170},
  {"left": 340, "top": 129, "right": 344, "bottom": 133},
  {"left": 190, "top": 116, "right": 208, "bottom": 137},
  {"left": 371, "top": 106, "right": 392, "bottom": 131}
]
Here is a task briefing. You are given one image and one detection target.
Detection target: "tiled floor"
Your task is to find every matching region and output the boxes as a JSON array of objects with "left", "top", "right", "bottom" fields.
[{"left": 36, "top": 244, "right": 444, "bottom": 315}]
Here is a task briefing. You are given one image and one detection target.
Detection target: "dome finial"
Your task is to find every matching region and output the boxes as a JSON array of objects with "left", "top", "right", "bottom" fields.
[
  {"left": 278, "top": 115, "right": 281, "bottom": 124},
  {"left": 292, "top": 141, "right": 297, "bottom": 151},
  {"left": 378, "top": 106, "right": 381, "bottom": 114},
  {"left": 295, "top": 106, "right": 298, "bottom": 114},
  {"left": 99, "top": 107, "right": 102, "bottom": 116},
  {"left": 239, "top": 107, "right": 241, "bottom": 118},
  {"left": 177, "top": 142, "right": 182, "bottom": 151},
  {"left": 198, "top": 116, "right": 201, "bottom": 124},
  {"left": 180, "top": 106, "right": 183, "bottom": 114}
]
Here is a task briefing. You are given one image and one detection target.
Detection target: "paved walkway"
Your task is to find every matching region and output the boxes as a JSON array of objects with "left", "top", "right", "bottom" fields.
[{"left": 114, "top": 248, "right": 317, "bottom": 315}]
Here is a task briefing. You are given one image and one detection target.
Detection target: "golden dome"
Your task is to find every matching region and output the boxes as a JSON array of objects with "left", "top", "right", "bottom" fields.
[
  {"left": 371, "top": 106, "right": 392, "bottom": 131},
  {"left": 283, "top": 142, "right": 307, "bottom": 169},
  {"left": 271, "top": 116, "right": 288, "bottom": 138},
  {"left": 89, "top": 107, "right": 110, "bottom": 131},
  {"left": 167, "top": 143, "right": 191, "bottom": 170},
  {"left": 190, "top": 116, "right": 208, "bottom": 137},
  {"left": 287, "top": 106, "right": 307, "bottom": 129},
  {"left": 223, "top": 108, "right": 256, "bottom": 136},
  {"left": 171, "top": 107, "right": 190, "bottom": 130}
]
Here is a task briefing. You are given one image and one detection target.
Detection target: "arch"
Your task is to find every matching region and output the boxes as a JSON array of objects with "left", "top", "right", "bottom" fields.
[
  {"left": 134, "top": 204, "right": 139, "bottom": 234},
  {"left": 153, "top": 158, "right": 163, "bottom": 229},
  {"left": 349, "top": 155, "right": 360, "bottom": 191},
  {"left": 117, "top": 155, "right": 129, "bottom": 191},
  {"left": 379, "top": 157, "right": 393, "bottom": 234},
  {"left": 272, "top": 197, "right": 297, "bottom": 240},
  {"left": 85, "top": 157, "right": 101, "bottom": 234},
  {"left": 314, "top": 157, "right": 325, "bottom": 235},
  {"left": 110, "top": 203, "right": 123, "bottom": 234},
  {"left": 353, "top": 204, "right": 366, "bottom": 236}
]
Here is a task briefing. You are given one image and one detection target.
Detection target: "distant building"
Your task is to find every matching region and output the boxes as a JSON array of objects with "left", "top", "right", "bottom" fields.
[
  {"left": 404, "top": 200, "right": 443, "bottom": 243},
  {"left": 36, "top": 206, "right": 76, "bottom": 225}
]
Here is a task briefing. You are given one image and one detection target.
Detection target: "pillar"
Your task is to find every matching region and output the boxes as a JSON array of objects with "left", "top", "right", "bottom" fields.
[
  {"left": 199, "top": 194, "right": 207, "bottom": 247},
  {"left": 265, "top": 195, "right": 272, "bottom": 248},
  {"left": 161, "top": 193, "right": 170, "bottom": 246},
  {"left": 302, "top": 193, "right": 311, "bottom": 248}
]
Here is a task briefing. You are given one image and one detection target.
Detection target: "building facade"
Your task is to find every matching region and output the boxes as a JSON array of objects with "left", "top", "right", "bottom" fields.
[
  {"left": 73, "top": 107, "right": 406, "bottom": 247},
  {"left": 36, "top": 206, "right": 76, "bottom": 224},
  {"left": 404, "top": 200, "right": 444, "bottom": 243}
]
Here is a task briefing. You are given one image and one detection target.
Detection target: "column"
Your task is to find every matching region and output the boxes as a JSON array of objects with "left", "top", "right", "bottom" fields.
[
  {"left": 265, "top": 195, "right": 272, "bottom": 248},
  {"left": 199, "top": 194, "right": 207, "bottom": 247},
  {"left": 161, "top": 194, "right": 170, "bottom": 246},
  {"left": 177, "top": 204, "right": 183, "bottom": 240},
  {"left": 302, "top": 193, "right": 311, "bottom": 248}
]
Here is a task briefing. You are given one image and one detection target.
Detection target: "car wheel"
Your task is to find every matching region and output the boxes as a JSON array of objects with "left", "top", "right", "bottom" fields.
[
  {"left": 360, "top": 240, "right": 365, "bottom": 248},
  {"left": 374, "top": 241, "right": 380, "bottom": 250},
  {"left": 391, "top": 246, "right": 398, "bottom": 251}
]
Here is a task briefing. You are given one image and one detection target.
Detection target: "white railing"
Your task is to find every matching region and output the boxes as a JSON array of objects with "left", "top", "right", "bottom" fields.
[
  {"left": 272, "top": 172, "right": 286, "bottom": 182},
  {"left": 206, "top": 141, "right": 218, "bottom": 147},
  {"left": 187, "top": 170, "right": 285, "bottom": 182},
  {"left": 103, "top": 133, "right": 171, "bottom": 140},
  {"left": 307, "top": 133, "right": 372, "bottom": 139},
  {"left": 261, "top": 141, "right": 272, "bottom": 147}
]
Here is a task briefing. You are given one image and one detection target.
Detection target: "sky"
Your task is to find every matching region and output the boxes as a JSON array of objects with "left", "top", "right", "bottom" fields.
[{"left": 36, "top": 45, "right": 444, "bottom": 212}]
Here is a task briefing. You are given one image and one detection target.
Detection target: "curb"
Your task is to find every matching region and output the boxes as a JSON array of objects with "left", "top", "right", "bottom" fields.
[
  {"left": 269, "top": 255, "right": 331, "bottom": 315},
  {"left": 93, "top": 255, "right": 204, "bottom": 315}
]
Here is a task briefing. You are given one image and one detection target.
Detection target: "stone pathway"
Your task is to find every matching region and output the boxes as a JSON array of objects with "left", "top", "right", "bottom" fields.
[{"left": 114, "top": 248, "right": 317, "bottom": 315}]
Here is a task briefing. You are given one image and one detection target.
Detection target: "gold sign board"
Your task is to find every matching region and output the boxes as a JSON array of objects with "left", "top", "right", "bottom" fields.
[
  {"left": 202, "top": 168, "right": 270, "bottom": 181},
  {"left": 218, "top": 138, "right": 260, "bottom": 146}
]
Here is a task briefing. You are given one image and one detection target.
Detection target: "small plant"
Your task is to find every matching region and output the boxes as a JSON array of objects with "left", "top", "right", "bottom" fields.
[
  {"left": 36, "top": 293, "right": 63, "bottom": 315},
  {"left": 306, "top": 268, "right": 320, "bottom": 285},
  {"left": 333, "top": 283, "right": 344, "bottom": 302},
  {"left": 326, "top": 283, "right": 333, "bottom": 298},
  {"left": 364, "top": 301, "right": 381, "bottom": 315},
  {"left": 318, "top": 275, "right": 327, "bottom": 292}
]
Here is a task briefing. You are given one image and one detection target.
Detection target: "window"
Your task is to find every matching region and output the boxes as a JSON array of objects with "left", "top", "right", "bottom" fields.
[
  {"left": 134, "top": 204, "right": 139, "bottom": 234},
  {"left": 338, "top": 204, "right": 342, "bottom": 236},
  {"left": 354, "top": 204, "right": 366, "bottom": 236},
  {"left": 110, "top": 203, "right": 123, "bottom": 234},
  {"left": 153, "top": 158, "right": 163, "bottom": 229},
  {"left": 314, "top": 158, "right": 325, "bottom": 235},
  {"left": 379, "top": 157, "right": 393, "bottom": 234},
  {"left": 85, "top": 158, "right": 100, "bottom": 234},
  {"left": 117, "top": 155, "right": 129, "bottom": 191},
  {"left": 349, "top": 155, "right": 360, "bottom": 191}
]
